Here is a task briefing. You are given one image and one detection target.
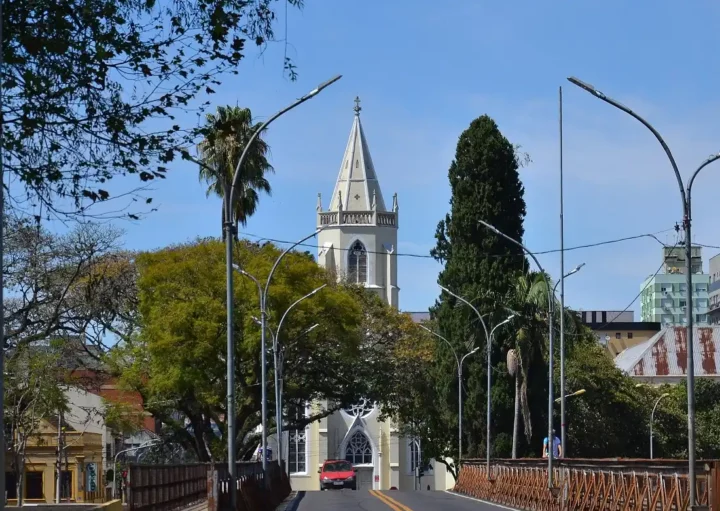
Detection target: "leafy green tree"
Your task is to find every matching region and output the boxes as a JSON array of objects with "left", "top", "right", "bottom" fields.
[
  {"left": 429, "top": 115, "right": 529, "bottom": 468},
  {"left": 115, "top": 238, "right": 412, "bottom": 462},
  {"left": 4, "top": 0, "right": 300, "bottom": 217},
  {"left": 197, "top": 106, "right": 273, "bottom": 234}
]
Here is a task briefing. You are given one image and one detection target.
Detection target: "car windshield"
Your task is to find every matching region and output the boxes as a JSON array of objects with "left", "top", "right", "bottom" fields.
[{"left": 324, "top": 461, "right": 352, "bottom": 472}]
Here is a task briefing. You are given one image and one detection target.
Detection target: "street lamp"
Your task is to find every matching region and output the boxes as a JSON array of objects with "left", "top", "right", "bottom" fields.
[
  {"left": 112, "top": 440, "right": 161, "bottom": 500},
  {"left": 272, "top": 287, "right": 325, "bottom": 469},
  {"left": 222, "top": 76, "right": 340, "bottom": 503},
  {"left": 650, "top": 393, "right": 670, "bottom": 459},
  {"left": 567, "top": 76, "right": 720, "bottom": 506},
  {"left": 478, "top": 220, "right": 556, "bottom": 489},
  {"left": 417, "top": 324, "right": 479, "bottom": 474},
  {"left": 553, "top": 262, "right": 585, "bottom": 458},
  {"left": 554, "top": 389, "right": 586, "bottom": 403}
]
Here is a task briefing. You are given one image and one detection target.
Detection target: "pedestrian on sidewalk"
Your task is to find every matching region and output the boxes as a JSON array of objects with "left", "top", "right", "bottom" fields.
[{"left": 542, "top": 429, "right": 562, "bottom": 458}]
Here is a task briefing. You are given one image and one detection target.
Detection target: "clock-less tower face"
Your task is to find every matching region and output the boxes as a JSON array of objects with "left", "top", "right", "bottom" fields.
[{"left": 315, "top": 98, "right": 399, "bottom": 309}]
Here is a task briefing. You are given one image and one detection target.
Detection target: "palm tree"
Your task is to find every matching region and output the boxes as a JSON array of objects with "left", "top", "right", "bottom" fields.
[
  {"left": 197, "top": 106, "right": 274, "bottom": 235},
  {"left": 508, "top": 271, "right": 551, "bottom": 458}
]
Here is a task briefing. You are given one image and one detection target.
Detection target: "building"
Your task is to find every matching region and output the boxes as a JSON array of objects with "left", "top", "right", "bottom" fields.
[
  {"left": 5, "top": 416, "right": 104, "bottom": 505},
  {"left": 577, "top": 310, "right": 661, "bottom": 357},
  {"left": 709, "top": 254, "right": 720, "bottom": 325},
  {"left": 279, "top": 98, "right": 452, "bottom": 493},
  {"left": 639, "top": 246, "right": 710, "bottom": 326},
  {"left": 615, "top": 326, "right": 720, "bottom": 384}
]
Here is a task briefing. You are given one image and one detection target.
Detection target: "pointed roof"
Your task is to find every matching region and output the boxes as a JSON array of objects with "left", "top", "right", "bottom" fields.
[{"left": 329, "top": 97, "right": 387, "bottom": 212}]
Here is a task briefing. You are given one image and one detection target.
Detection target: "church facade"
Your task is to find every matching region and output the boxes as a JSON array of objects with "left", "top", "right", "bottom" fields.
[{"left": 272, "top": 99, "right": 453, "bottom": 492}]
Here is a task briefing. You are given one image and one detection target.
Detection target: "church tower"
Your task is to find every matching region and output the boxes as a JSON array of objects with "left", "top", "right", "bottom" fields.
[{"left": 316, "top": 98, "right": 399, "bottom": 308}]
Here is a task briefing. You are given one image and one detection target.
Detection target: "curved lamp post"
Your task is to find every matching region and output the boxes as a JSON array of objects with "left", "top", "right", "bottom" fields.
[
  {"left": 650, "top": 393, "right": 670, "bottom": 459},
  {"left": 273, "top": 286, "right": 325, "bottom": 468},
  {"left": 553, "top": 262, "right": 585, "bottom": 458},
  {"left": 417, "top": 324, "right": 479, "bottom": 475},
  {"left": 567, "top": 76, "right": 720, "bottom": 506},
  {"left": 438, "top": 286, "right": 498, "bottom": 479},
  {"left": 223, "top": 76, "right": 340, "bottom": 501},
  {"left": 231, "top": 228, "right": 324, "bottom": 484},
  {"left": 478, "top": 220, "right": 556, "bottom": 489}
]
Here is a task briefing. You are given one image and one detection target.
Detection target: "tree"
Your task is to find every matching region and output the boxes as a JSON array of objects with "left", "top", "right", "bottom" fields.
[
  {"left": 197, "top": 106, "right": 273, "bottom": 234},
  {"left": 429, "top": 115, "right": 529, "bottom": 465},
  {"left": 3, "top": 212, "right": 128, "bottom": 351},
  {"left": 4, "top": 0, "right": 300, "bottom": 217},
  {"left": 4, "top": 341, "right": 68, "bottom": 505},
  {"left": 114, "top": 238, "right": 407, "bottom": 462}
]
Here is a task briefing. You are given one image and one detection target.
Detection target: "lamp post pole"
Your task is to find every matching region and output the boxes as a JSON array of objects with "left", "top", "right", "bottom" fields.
[
  {"left": 233, "top": 229, "right": 324, "bottom": 474},
  {"left": 567, "top": 76, "right": 720, "bottom": 508},
  {"left": 273, "top": 288, "right": 325, "bottom": 468},
  {"left": 437, "top": 286, "right": 497, "bottom": 478},
  {"left": 417, "top": 324, "right": 479, "bottom": 475},
  {"left": 650, "top": 393, "right": 670, "bottom": 460},
  {"left": 478, "top": 220, "right": 556, "bottom": 489},
  {"left": 222, "top": 76, "right": 341, "bottom": 502},
  {"left": 553, "top": 262, "right": 585, "bottom": 458}
]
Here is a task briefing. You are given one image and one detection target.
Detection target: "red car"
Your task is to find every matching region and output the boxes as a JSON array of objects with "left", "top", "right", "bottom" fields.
[{"left": 318, "top": 460, "right": 357, "bottom": 490}]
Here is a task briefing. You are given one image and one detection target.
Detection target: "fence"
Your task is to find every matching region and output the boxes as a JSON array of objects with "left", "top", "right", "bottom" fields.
[
  {"left": 127, "top": 464, "right": 209, "bottom": 511},
  {"left": 212, "top": 462, "right": 291, "bottom": 511},
  {"left": 454, "top": 458, "right": 719, "bottom": 511}
]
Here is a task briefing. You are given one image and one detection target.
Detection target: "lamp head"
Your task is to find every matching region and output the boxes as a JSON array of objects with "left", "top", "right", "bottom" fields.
[
  {"left": 470, "top": 347, "right": 480, "bottom": 355},
  {"left": 572, "top": 262, "right": 586, "bottom": 273},
  {"left": 478, "top": 220, "right": 500, "bottom": 234},
  {"left": 661, "top": 392, "right": 670, "bottom": 398},
  {"left": 307, "top": 75, "right": 342, "bottom": 98}
]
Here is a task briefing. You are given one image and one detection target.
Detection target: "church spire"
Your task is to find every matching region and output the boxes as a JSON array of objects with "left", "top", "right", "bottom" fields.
[{"left": 328, "top": 97, "right": 387, "bottom": 212}]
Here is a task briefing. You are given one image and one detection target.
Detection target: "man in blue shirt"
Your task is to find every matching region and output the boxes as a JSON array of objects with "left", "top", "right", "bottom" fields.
[{"left": 542, "top": 429, "right": 562, "bottom": 458}]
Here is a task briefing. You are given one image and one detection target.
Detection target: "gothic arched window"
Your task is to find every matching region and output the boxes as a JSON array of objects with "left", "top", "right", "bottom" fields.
[
  {"left": 347, "top": 240, "right": 367, "bottom": 284},
  {"left": 345, "top": 430, "right": 372, "bottom": 465}
]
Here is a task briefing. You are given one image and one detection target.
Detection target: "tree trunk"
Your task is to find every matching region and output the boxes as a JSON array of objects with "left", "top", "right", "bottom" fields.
[
  {"left": 512, "top": 373, "right": 520, "bottom": 459},
  {"left": 16, "top": 445, "right": 26, "bottom": 506}
]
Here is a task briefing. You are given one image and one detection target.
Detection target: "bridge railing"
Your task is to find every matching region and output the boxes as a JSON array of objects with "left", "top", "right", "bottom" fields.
[
  {"left": 210, "top": 462, "right": 291, "bottom": 511},
  {"left": 454, "top": 458, "right": 720, "bottom": 511},
  {"left": 127, "top": 463, "right": 209, "bottom": 511}
]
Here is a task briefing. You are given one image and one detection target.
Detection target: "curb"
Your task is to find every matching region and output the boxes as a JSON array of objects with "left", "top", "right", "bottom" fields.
[{"left": 274, "top": 491, "right": 300, "bottom": 511}]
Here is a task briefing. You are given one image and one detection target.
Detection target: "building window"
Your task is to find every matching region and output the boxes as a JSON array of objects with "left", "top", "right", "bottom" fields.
[
  {"left": 5, "top": 473, "right": 17, "bottom": 500},
  {"left": 345, "top": 431, "right": 372, "bottom": 465},
  {"left": 615, "top": 332, "right": 621, "bottom": 339},
  {"left": 343, "top": 398, "right": 375, "bottom": 418},
  {"left": 25, "top": 471, "right": 43, "bottom": 500},
  {"left": 288, "top": 429, "right": 307, "bottom": 474},
  {"left": 680, "top": 299, "right": 687, "bottom": 307},
  {"left": 347, "top": 241, "right": 368, "bottom": 284},
  {"left": 627, "top": 332, "right": 633, "bottom": 339},
  {"left": 60, "top": 470, "right": 73, "bottom": 500}
]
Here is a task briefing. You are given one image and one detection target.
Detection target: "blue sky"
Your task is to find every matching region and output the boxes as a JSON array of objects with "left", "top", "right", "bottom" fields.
[{"left": 68, "top": 0, "right": 720, "bottom": 314}]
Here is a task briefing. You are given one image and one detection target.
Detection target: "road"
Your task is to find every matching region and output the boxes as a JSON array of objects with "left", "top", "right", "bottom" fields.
[{"left": 291, "top": 489, "right": 508, "bottom": 511}]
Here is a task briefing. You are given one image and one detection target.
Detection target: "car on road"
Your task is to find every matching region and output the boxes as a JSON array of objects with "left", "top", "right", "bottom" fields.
[{"left": 318, "top": 460, "right": 357, "bottom": 490}]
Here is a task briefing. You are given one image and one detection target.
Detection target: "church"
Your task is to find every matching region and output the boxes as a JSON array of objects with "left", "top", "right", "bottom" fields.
[{"left": 271, "top": 98, "right": 454, "bottom": 492}]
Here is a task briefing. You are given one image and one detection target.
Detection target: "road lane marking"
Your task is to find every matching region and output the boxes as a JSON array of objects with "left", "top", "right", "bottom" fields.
[
  {"left": 369, "top": 490, "right": 413, "bottom": 511},
  {"left": 444, "top": 490, "right": 518, "bottom": 511}
]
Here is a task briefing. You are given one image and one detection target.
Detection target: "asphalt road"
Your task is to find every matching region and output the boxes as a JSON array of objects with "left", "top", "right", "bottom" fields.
[{"left": 291, "top": 489, "right": 508, "bottom": 511}]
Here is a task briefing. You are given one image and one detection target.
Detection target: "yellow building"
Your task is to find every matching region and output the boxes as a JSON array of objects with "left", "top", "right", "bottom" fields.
[
  {"left": 577, "top": 310, "right": 661, "bottom": 357},
  {"left": 5, "top": 417, "right": 105, "bottom": 505}
]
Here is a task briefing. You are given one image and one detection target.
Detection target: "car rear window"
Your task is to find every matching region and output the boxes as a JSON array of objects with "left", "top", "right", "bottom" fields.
[{"left": 324, "top": 461, "right": 352, "bottom": 472}]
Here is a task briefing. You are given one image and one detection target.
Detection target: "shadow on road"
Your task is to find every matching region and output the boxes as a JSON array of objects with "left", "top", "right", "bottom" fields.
[{"left": 285, "top": 491, "right": 306, "bottom": 511}]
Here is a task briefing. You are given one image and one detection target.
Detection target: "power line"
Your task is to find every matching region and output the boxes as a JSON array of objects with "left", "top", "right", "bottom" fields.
[{"left": 241, "top": 228, "right": 676, "bottom": 260}]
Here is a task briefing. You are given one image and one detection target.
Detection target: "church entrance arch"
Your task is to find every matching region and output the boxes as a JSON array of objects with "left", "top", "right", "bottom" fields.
[{"left": 341, "top": 428, "right": 377, "bottom": 490}]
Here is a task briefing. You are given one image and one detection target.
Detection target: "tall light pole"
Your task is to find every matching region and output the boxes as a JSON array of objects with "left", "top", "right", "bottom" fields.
[
  {"left": 478, "top": 220, "right": 556, "bottom": 489},
  {"left": 273, "top": 287, "right": 325, "bottom": 469},
  {"left": 417, "top": 324, "right": 479, "bottom": 473},
  {"left": 650, "top": 393, "right": 670, "bottom": 460},
  {"left": 553, "top": 262, "right": 585, "bottom": 458},
  {"left": 567, "top": 76, "right": 720, "bottom": 507},
  {"left": 232, "top": 228, "right": 323, "bottom": 478},
  {"left": 222, "top": 76, "right": 340, "bottom": 503},
  {"left": 437, "top": 286, "right": 495, "bottom": 478}
]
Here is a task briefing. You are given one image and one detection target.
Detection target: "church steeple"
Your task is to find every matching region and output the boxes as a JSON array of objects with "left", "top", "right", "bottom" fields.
[{"left": 328, "top": 97, "right": 387, "bottom": 212}]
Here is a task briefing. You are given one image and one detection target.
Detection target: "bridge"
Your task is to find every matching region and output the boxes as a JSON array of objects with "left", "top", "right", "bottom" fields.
[{"left": 123, "top": 458, "right": 720, "bottom": 511}]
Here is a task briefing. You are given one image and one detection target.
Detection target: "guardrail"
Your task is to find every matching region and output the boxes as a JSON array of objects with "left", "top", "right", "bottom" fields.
[
  {"left": 127, "top": 464, "right": 208, "bottom": 511},
  {"left": 454, "top": 458, "right": 719, "bottom": 511},
  {"left": 212, "top": 462, "right": 291, "bottom": 511}
]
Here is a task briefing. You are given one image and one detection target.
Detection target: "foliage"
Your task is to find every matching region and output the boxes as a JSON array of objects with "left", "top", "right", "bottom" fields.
[
  {"left": 3, "top": 211, "right": 128, "bottom": 350},
  {"left": 197, "top": 105, "right": 273, "bottom": 232},
  {"left": 4, "top": 0, "right": 300, "bottom": 217},
  {"left": 427, "top": 114, "right": 529, "bottom": 474},
  {"left": 114, "top": 238, "right": 415, "bottom": 462},
  {"left": 4, "top": 340, "right": 69, "bottom": 505}
]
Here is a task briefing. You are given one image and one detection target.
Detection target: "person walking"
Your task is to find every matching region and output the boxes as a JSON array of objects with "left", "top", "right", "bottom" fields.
[{"left": 542, "top": 429, "right": 562, "bottom": 459}]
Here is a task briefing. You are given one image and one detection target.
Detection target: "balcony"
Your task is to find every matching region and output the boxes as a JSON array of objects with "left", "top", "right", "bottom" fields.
[{"left": 318, "top": 210, "right": 397, "bottom": 227}]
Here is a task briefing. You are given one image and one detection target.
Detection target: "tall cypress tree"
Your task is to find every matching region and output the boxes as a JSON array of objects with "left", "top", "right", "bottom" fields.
[{"left": 430, "top": 115, "right": 532, "bottom": 459}]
